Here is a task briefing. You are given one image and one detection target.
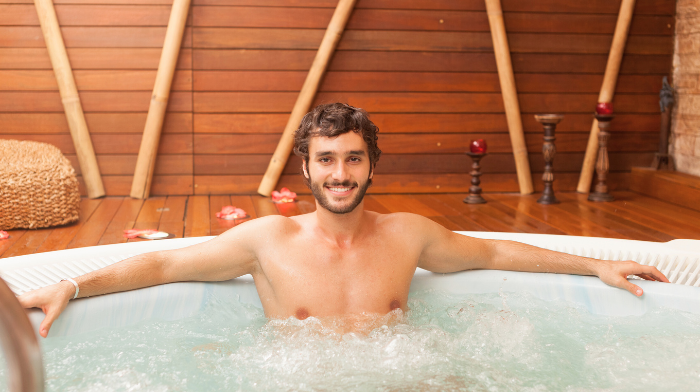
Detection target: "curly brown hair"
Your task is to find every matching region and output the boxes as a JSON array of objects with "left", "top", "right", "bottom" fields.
[{"left": 293, "top": 103, "right": 382, "bottom": 170}]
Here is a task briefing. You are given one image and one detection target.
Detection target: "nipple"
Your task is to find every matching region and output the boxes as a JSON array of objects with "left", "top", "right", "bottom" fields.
[
  {"left": 389, "top": 299, "right": 401, "bottom": 311},
  {"left": 295, "top": 308, "right": 310, "bottom": 320}
]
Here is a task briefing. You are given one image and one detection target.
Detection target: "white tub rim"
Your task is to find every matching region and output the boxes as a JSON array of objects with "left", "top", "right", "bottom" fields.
[{"left": 1, "top": 232, "right": 699, "bottom": 338}]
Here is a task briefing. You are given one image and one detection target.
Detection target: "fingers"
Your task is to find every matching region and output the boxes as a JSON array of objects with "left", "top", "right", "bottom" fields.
[
  {"left": 643, "top": 266, "right": 670, "bottom": 283},
  {"left": 620, "top": 279, "right": 643, "bottom": 297},
  {"left": 39, "top": 308, "right": 59, "bottom": 338},
  {"left": 18, "top": 284, "right": 73, "bottom": 338},
  {"left": 636, "top": 273, "right": 664, "bottom": 282},
  {"left": 600, "top": 261, "right": 668, "bottom": 297},
  {"left": 631, "top": 266, "right": 669, "bottom": 283}
]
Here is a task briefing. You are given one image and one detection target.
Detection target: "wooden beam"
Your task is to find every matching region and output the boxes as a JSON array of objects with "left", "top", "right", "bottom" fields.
[
  {"left": 484, "top": 0, "right": 533, "bottom": 195},
  {"left": 257, "top": 0, "right": 358, "bottom": 197},
  {"left": 34, "top": 0, "right": 105, "bottom": 198},
  {"left": 130, "top": 0, "right": 190, "bottom": 199},
  {"left": 577, "top": 0, "right": 636, "bottom": 193}
]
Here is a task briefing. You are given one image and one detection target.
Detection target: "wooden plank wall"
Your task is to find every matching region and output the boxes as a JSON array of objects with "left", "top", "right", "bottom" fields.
[{"left": 0, "top": 0, "right": 674, "bottom": 196}]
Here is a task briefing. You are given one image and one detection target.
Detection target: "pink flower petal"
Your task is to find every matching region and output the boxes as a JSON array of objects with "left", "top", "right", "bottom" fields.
[
  {"left": 272, "top": 188, "right": 297, "bottom": 203},
  {"left": 123, "top": 229, "right": 158, "bottom": 239},
  {"left": 0, "top": 231, "right": 9, "bottom": 240},
  {"left": 216, "top": 206, "right": 247, "bottom": 220}
]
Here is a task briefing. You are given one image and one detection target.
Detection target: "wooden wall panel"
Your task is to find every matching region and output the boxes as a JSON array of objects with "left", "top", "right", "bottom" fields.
[
  {"left": 192, "top": 133, "right": 657, "bottom": 155},
  {"left": 67, "top": 154, "right": 193, "bottom": 175},
  {"left": 191, "top": 172, "right": 631, "bottom": 195},
  {"left": 191, "top": 92, "right": 659, "bottom": 114},
  {"left": 0, "top": 5, "right": 173, "bottom": 26},
  {"left": 0, "top": 0, "right": 674, "bottom": 196},
  {"left": 0, "top": 70, "right": 192, "bottom": 90},
  {"left": 191, "top": 28, "right": 672, "bottom": 54},
  {"left": 0, "top": 48, "right": 192, "bottom": 70},
  {"left": 190, "top": 7, "right": 672, "bottom": 35},
  {"left": 0, "top": 0, "right": 676, "bottom": 14},
  {"left": 186, "top": 0, "right": 674, "bottom": 15},
  {"left": 0, "top": 113, "right": 192, "bottom": 134},
  {"left": 0, "top": 3, "right": 194, "bottom": 197},
  {"left": 192, "top": 113, "right": 659, "bottom": 134},
  {"left": 192, "top": 50, "right": 671, "bottom": 74},
  {"left": 0, "top": 26, "right": 193, "bottom": 48},
  {"left": 192, "top": 71, "right": 662, "bottom": 94},
  {"left": 3, "top": 134, "right": 192, "bottom": 154},
  {"left": 193, "top": 153, "right": 654, "bottom": 175},
  {"left": 0, "top": 91, "right": 192, "bottom": 112}
]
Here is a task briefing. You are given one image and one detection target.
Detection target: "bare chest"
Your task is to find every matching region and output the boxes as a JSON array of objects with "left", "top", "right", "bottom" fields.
[{"left": 252, "top": 238, "right": 420, "bottom": 320}]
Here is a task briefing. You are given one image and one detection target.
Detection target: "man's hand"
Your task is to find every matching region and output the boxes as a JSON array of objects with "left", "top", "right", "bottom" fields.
[
  {"left": 594, "top": 260, "right": 669, "bottom": 296},
  {"left": 17, "top": 281, "right": 75, "bottom": 338}
]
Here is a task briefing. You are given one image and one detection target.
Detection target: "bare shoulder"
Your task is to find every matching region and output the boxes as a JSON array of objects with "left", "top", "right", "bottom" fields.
[
  {"left": 375, "top": 211, "right": 434, "bottom": 225},
  {"left": 217, "top": 214, "right": 303, "bottom": 244},
  {"left": 373, "top": 211, "right": 443, "bottom": 236}
]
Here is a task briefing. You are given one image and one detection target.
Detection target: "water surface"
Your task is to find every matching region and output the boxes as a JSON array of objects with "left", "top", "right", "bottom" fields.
[{"left": 2, "top": 290, "right": 699, "bottom": 391}]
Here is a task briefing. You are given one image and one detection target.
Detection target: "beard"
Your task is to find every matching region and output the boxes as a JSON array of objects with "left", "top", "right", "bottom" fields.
[{"left": 309, "top": 176, "right": 372, "bottom": 214}]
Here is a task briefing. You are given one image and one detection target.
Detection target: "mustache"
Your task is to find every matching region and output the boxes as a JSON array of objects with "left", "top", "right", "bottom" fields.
[{"left": 324, "top": 181, "right": 358, "bottom": 188}]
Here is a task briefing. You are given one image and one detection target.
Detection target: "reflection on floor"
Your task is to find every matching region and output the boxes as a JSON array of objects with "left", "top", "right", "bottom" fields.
[{"left": 2, "top": 191, "right": 699, "bottom": 258}]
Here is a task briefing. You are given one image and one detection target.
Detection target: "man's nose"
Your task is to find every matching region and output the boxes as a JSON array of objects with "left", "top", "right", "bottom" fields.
[{"left": 331, "top": 162, "right": 350, "bottom": 181}]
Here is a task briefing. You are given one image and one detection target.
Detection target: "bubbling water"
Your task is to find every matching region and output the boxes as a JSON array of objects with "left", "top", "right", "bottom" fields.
[{"left": 2, "top": 290, "right": 700, "bottom": 391}]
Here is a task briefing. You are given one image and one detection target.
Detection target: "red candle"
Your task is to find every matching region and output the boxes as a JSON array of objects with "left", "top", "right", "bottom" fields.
[
  {"left": 470, "top": 139, "right": 487, "bottom": 154},
  {"left": 596, "top": 102, "right": 613, "bottom": 115}
]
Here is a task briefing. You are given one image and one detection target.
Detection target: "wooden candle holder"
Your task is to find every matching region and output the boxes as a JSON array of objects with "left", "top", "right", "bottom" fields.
[
  {"left": 534, "top": 114, "right": 564, "bottom": 204},
  {"left": 588, "top": 113, "right": 615, "bottom": 202},
  {"left": 464, "top": 152, "right": 487, "bottom": 204}
]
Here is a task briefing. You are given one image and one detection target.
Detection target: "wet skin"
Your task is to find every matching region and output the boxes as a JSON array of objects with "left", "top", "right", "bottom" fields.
[
  {"left": 18, "top": 132, "right": 669, "bottom": 337},
  {"left": 250, "top": 132, "right": 421, "bottom": 319},
  {"left": 252, "top": 208, "right": 420, "bottom": 319}
]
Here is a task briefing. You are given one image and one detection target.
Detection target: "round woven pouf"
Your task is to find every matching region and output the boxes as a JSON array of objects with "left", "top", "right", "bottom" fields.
[{"left": 0, "top": 139, "right": 80, "bottom": 230}]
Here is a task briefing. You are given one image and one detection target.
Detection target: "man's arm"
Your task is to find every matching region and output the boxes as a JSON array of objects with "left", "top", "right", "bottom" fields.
[
  {"left": 412, "top": 214, "right": 669, "bottom": 296},
  {"left": 18, "top": 216, "right": 277, "bottom": 338}
]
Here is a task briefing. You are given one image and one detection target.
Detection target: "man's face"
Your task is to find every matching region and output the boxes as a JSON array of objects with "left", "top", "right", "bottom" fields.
[{"left": 304, "top": 132, "right": 373, "bottom": 214}]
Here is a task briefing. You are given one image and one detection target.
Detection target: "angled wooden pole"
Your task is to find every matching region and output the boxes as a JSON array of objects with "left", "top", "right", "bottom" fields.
[
  {"left": 130, "top": 0, "right": 191, "bottom": 199},
  {"left": 257, "top": 0, "right": 358, "bottom": 196},
  {"left": 485, "top": 0, "right": 533, "bottom": 195},
  {"left": 34, "top": 0, "right": 105, "bottom": 198},
  {"left": 577, "top": 0, "right": 636, "bottom": 193}
]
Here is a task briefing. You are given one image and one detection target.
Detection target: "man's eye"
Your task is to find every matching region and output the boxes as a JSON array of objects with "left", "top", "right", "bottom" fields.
[
  {"left": 349, "top": 157, "right": 361, "bottom": 162},
  {"left": 319, "top": 158, "right": 331, "bottom": 163}
]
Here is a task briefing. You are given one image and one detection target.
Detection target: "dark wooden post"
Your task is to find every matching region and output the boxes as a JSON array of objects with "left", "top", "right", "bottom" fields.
[
  {"left": 464, "top": 152, "right": 487, "bottom": 204},
  {"left": 535, "top": 114, "right": 564, "bottom": 204},
  {"left": 588, "top": 113, "right": 615, "bottom": 202}
]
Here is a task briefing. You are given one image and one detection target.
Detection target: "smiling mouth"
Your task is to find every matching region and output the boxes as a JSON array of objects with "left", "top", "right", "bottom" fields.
[{"left": 325, "top": 184, "right": 357, "bottom": 195}]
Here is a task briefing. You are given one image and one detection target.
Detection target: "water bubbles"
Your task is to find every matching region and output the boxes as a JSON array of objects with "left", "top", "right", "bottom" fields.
[{"left": 7, "top": 290, "right": 699, "bottom": 391}]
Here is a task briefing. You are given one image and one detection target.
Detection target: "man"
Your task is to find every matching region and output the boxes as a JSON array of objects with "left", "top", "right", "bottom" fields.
[{"left": 19, "top": 103, "right": 668, "bottom": 338}]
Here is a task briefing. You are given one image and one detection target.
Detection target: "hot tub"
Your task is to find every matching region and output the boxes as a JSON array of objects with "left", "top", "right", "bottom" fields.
[
  {"left": 1, "top": 232, "right": 698, "bottom": 337},
  {"left": 1, "top": 232, "right": 699, "bottom": 391}
]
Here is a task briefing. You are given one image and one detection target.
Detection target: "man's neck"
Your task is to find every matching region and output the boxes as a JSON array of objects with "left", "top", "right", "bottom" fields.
[{"left": 313, "top": 201, "right": 367, "bottom": 248}]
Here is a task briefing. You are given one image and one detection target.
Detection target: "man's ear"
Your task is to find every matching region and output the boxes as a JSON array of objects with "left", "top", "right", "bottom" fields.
[
  {"left": 369, "top": 165, "right": 374, "bottom": 179},
  {"left": 302, "top": 160, "right": 309, "bottom": 179}
]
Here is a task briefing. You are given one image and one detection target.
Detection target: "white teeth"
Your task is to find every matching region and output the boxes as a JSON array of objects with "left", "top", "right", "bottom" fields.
[{"left": 328, "top": 187, "right": 351, "bottom": 192}]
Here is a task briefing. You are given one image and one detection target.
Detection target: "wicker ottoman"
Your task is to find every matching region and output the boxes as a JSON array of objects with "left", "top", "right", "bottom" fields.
[{"left": 0, "top": 139, "right": 80, "bottom": 230}]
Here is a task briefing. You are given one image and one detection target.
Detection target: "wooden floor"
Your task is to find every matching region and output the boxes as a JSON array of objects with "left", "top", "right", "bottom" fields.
[{"left": 2, "top": 191, "right": 699, "bottom": 259}]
